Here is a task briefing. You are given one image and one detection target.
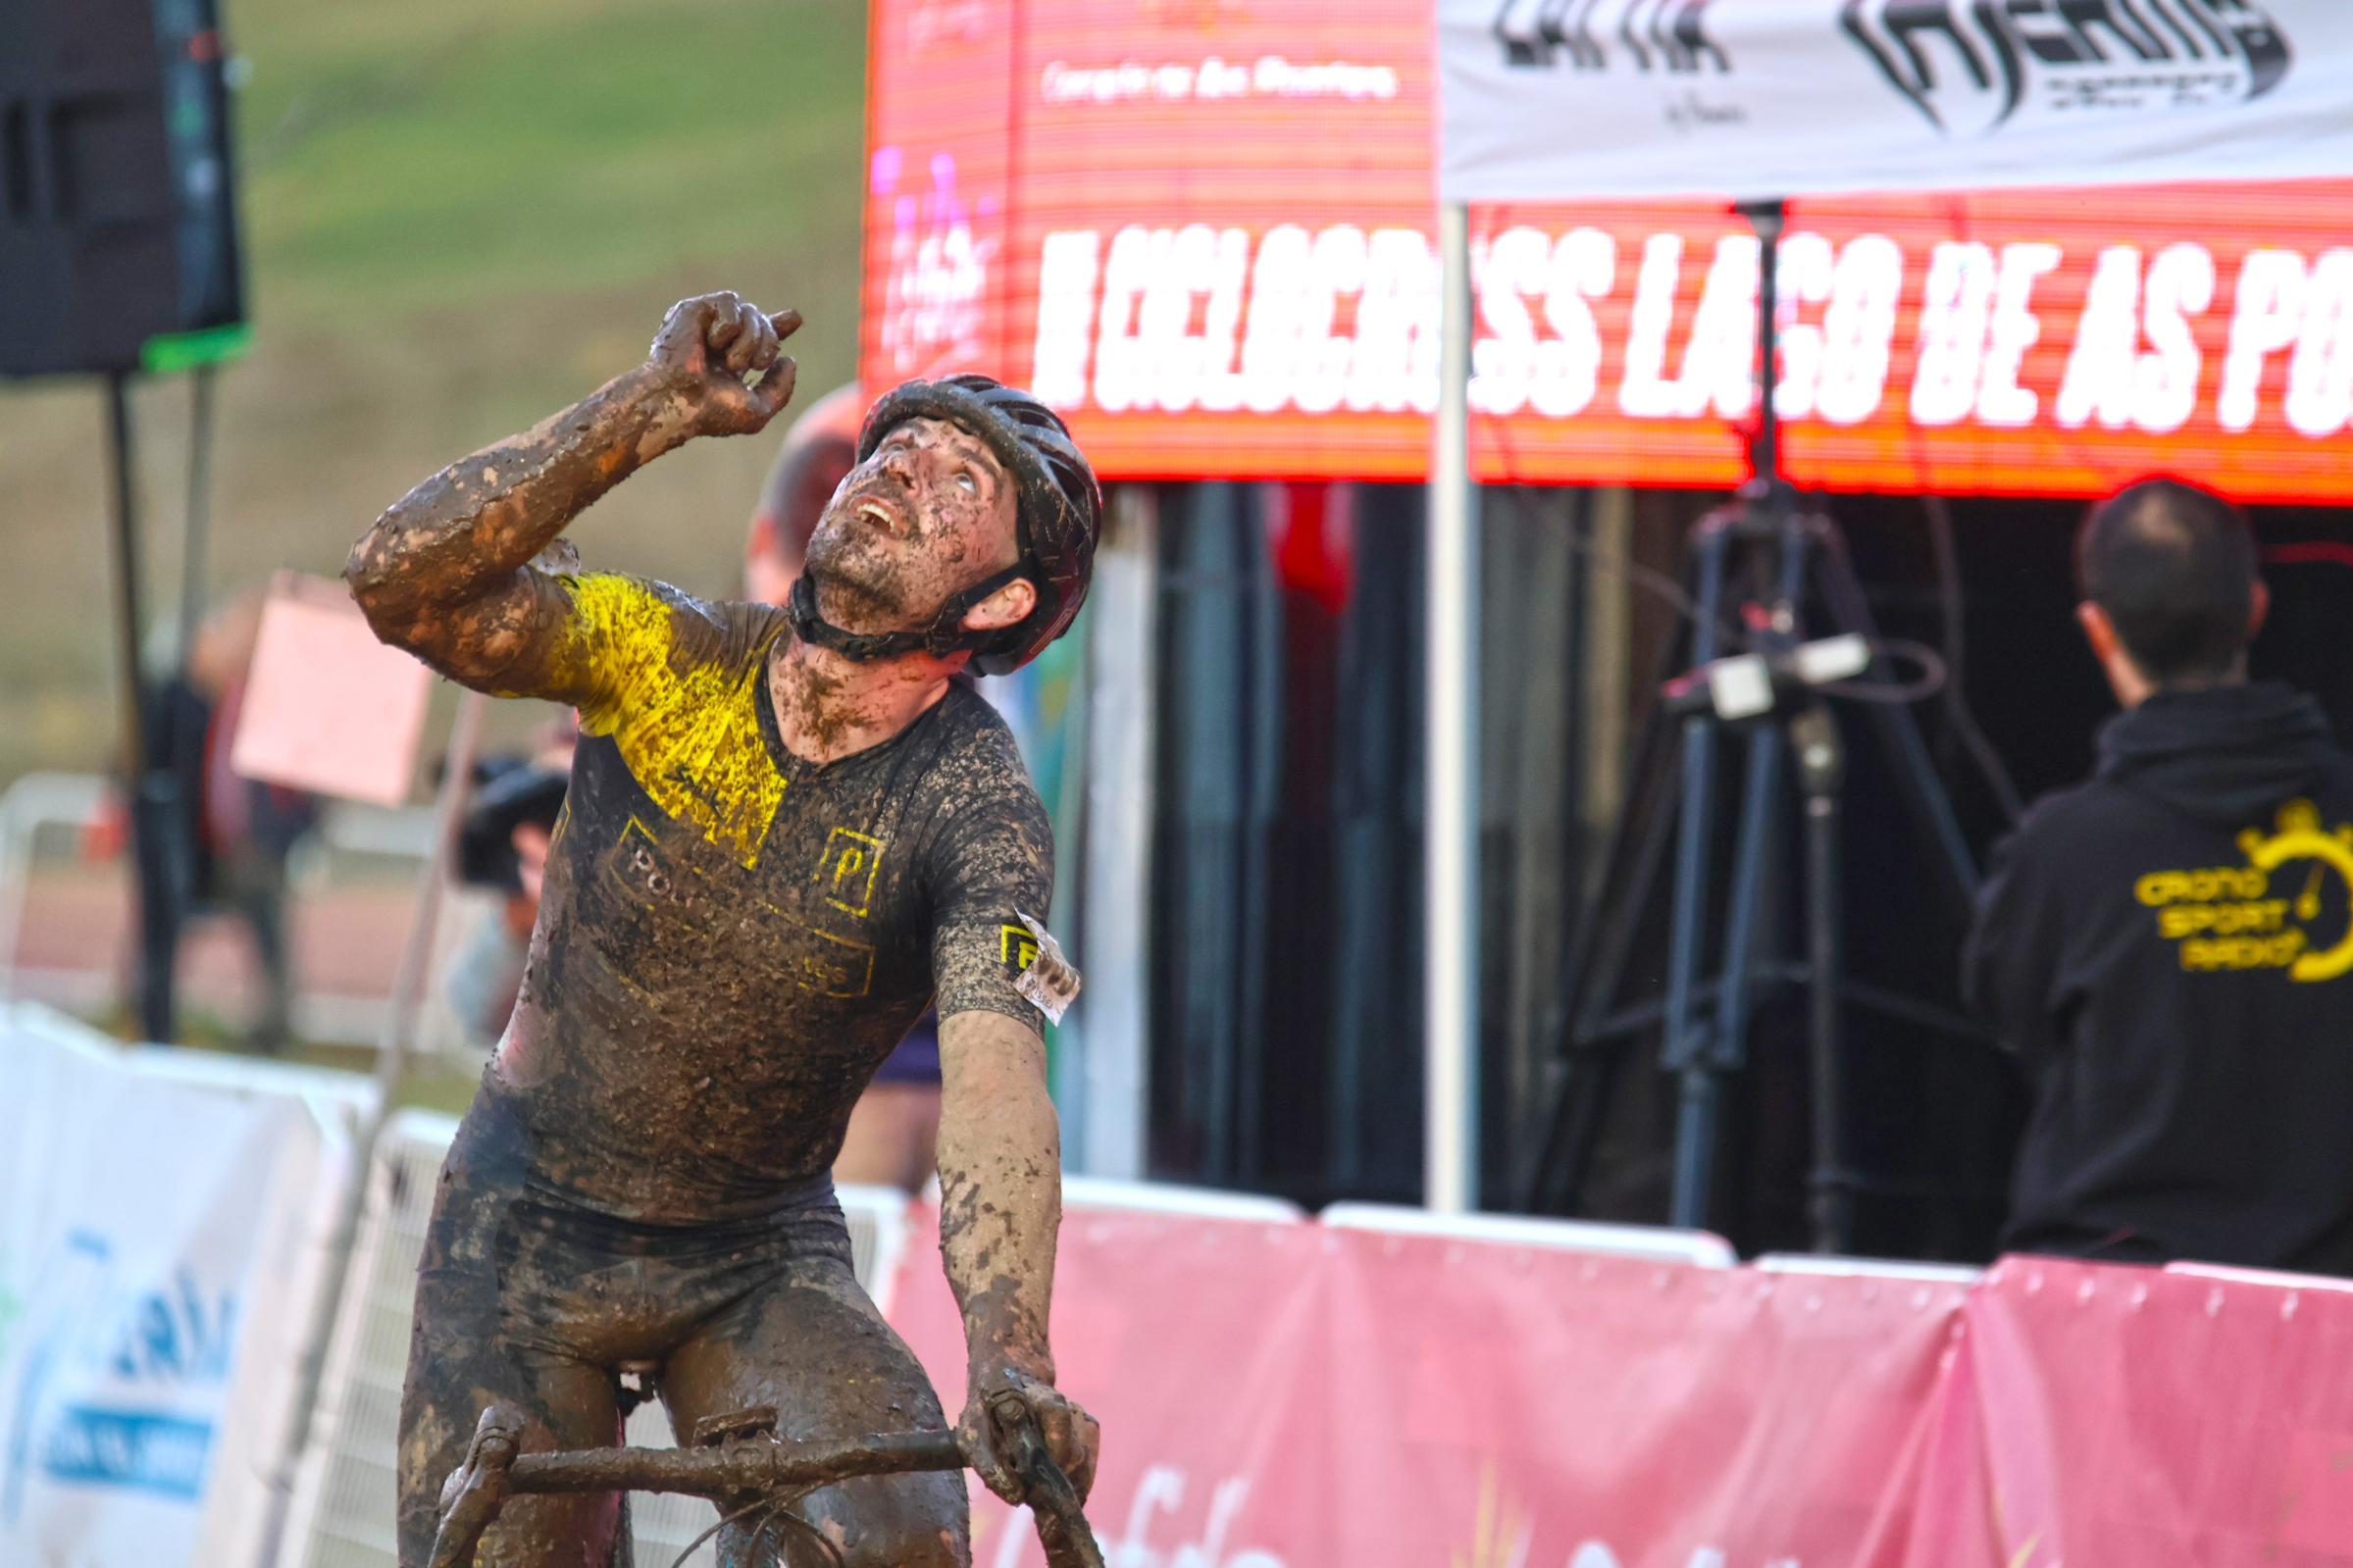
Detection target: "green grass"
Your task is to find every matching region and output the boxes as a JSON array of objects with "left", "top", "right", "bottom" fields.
[
  {"left": 0, "top": 0, "right": 871, "bottom": 783},
  {"left": 237, "top": 0, "right": 868, "bottom": 323},
  {"left": 87, "top": 1003, "right": 484, "bottom": 1114}
]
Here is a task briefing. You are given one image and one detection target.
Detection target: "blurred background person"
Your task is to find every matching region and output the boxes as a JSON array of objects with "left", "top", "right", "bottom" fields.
[
  {"left": 1967, "top": 478, "right": 2353, "bottom": 1276},
  {"left": 746, "top": 380, "right": 944, "bottom": 1190},
  {"left": 184, "top": 590, "right": 321, "bottom": 1050},
  {"left": 743, "top": 380, "right": 866, "bottom": 604},
  {"left": 444, "top": 719, "right": 576, "bottom": 1050},
  {"left": 91, "top": 588, "right": 323, "bottom": 1049}
]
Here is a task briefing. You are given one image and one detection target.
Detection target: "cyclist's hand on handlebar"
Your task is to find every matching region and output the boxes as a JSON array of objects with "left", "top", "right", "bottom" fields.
[{"left": 958, "top": 1365, "right": 1100, "bottom": 1505}]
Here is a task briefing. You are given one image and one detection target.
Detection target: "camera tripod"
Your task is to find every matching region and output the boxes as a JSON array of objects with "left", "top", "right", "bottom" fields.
[{"left": 1519, "top": 201, "right": 1989, "bottom": 1252}]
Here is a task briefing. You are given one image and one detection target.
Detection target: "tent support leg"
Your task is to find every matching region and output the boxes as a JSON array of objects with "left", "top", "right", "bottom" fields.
[{"left": 1426, "top": 199, "right": 1478, "bottom": 1212}]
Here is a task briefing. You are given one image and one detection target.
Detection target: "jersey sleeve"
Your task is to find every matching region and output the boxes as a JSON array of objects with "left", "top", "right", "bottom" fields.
[
  {"left": 489, "top": 571, "right": 762, "bottom": 733},
  {"left": 924, "top": 727, "right": 1057, "bottom": 1031}
]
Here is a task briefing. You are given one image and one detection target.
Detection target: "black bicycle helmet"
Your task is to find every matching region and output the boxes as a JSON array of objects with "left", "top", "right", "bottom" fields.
[{"left": 787, "top": 374, "right": 1102, "bottom": 676}]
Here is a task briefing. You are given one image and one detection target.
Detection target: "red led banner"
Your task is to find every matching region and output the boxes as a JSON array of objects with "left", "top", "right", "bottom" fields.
[{"left": 861, "top": 0, "right": 2353, "bottom": 500}]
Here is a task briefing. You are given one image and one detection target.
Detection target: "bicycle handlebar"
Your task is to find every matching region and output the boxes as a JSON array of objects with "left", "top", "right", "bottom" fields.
[
  {"left": 429, "top": 1403, "right": 1105, "bottom": 1568},
  {"left": 503, "top": 1429, "right": 964, "bottom": 1498}
]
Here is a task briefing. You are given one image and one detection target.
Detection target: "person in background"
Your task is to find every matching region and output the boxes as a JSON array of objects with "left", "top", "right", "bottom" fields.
[
  {"left": 746, "top": 380, "right": 946, "bottom": 1191},
  {"left": 743, "top": 379, "right": 866, "bottom": 604},
  {"left": 1966, "top": 477, "right": 2353, "bottom": 1275},
  {"left": 108, "top": 590, "right": 322, "bottom": 1049},
  {"left": 444, "top": 720, "right": 575, "bottom": 1049}
]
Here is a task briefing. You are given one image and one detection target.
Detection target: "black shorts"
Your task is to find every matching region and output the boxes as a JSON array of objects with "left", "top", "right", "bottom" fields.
[{"left": 416, "top": 1087, "right": 852, "bottom": 1357}]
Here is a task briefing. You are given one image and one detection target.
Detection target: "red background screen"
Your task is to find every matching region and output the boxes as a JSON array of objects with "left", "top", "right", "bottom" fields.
[{"left": 862, "top": 0, "right": 2353, "bottom": 500}]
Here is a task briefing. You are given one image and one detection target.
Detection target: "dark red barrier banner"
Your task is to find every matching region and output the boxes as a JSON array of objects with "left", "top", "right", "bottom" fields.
[
  {"left": 885, "top": 1209, "right": 2353, "bottom": 1566},
  {"left": 862, "top": 0, "right": 2353, "bottom": 500}
]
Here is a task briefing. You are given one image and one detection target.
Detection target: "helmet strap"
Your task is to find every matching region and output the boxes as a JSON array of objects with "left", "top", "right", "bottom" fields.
[{"left": 786, "top": 567, "right": 1032, "bottom": 665}]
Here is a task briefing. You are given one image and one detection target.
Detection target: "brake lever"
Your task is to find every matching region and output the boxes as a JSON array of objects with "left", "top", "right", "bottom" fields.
[{"left": 986, "top": 1391, "right": 1107, "bottom": 1568}]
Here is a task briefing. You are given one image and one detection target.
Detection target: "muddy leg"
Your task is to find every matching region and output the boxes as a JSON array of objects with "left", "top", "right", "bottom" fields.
[
  {"left": 397, "top": 1260, "right": 630, "bottom": 1568},
  {"left": 395, "top": 1128, "right": 631, "bottom": 1568},
  {"left": 659, "top": 1257, "right": 967, "bottom": 1568}
]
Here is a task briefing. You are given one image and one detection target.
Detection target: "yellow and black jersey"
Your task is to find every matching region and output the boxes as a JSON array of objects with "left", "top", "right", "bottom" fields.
[{"left": 484, "top": 572, "right": 1052, "bottom": 1223}]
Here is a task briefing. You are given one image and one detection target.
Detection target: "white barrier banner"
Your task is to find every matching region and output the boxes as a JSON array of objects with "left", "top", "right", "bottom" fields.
[
  {"left": 0, "top": 1012, "right": 361, "bottom": 1567},
  {"left": 1440, "top": 1, "right": 2353, "bottom": 201}
]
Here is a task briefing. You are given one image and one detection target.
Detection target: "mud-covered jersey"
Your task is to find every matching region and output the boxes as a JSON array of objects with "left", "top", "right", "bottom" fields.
[{"left": 486, "top": 572, "right": 1052, "bottom": 1223}]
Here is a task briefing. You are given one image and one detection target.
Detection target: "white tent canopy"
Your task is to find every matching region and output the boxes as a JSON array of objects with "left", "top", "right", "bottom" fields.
[
  {"left": 1421, "top": 0, "right": 2353, "bottom": 1212},
  {"left": 1441, "top": 1, "right": 2353, "bottom": 202}
]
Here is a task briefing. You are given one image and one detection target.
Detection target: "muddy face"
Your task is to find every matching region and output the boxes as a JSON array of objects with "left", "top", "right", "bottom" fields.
[{"left": 804, "top": 417, "right": 1021, "bottom": 630}]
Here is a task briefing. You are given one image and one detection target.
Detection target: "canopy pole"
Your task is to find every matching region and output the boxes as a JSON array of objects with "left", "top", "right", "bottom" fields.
[
  {"left": 1425, "top": 200, "right": 1477, "bottom": 1213},
  {"left": 106, "top": 372, "right": 183, "bottom": 1044}
]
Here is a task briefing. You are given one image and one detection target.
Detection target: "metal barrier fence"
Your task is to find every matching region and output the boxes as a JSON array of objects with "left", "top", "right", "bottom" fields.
[
  {"left": 1755, "top": 1251, "right": 1983, "bottom": 1284},
  {"left": 0, "top": 772, "right": 109, "bottom": 1006},
  {"left": 0, "top": 772, "right": 462, "bottom": 1049},
  {"left": 1320, "top": 1200, "right": 1737, "bottom": 1265},
  {"left": 281, "top": 1111, "right": 450, "bottom": 1568}
]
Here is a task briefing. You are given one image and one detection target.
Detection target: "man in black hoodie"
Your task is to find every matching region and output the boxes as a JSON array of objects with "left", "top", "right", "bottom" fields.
[{"left": 1967, "top": 477, "right": 2353, "bottom": 1275}]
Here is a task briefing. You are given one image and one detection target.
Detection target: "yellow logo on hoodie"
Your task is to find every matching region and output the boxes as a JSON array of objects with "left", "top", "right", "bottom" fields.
[{"left": 2134, "top": 800, "right": 2353, "bottom": 982}]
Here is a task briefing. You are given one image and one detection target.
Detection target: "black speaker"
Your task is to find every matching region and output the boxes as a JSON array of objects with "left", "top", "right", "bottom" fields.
[{"left": 0, "top": 0, "right": 246, "bottom": 378}]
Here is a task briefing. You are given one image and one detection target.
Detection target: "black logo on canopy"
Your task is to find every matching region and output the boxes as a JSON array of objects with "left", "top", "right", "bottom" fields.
[
  {"left": 1493, "top": 0, "right": 1730, "bottom": 72},
  {"left": 1842, "top": 0, "right": 2291, "bottom": 132}
]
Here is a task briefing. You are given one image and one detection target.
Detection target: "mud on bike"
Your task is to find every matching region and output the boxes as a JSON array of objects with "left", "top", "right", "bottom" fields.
[{"left": 430, "top": 1391, "right": 1105, "bottom": 1568}]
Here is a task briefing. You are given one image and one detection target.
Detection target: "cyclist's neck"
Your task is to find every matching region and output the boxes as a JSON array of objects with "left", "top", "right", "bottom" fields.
[{"left": 767, "top": 630, "right": 955, "bottom": 770}]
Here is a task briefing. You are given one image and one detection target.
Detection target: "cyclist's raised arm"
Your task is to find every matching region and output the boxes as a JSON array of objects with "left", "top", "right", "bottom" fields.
[{"left": 344, "top": 292, "right": 799, "bottom": 706}]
